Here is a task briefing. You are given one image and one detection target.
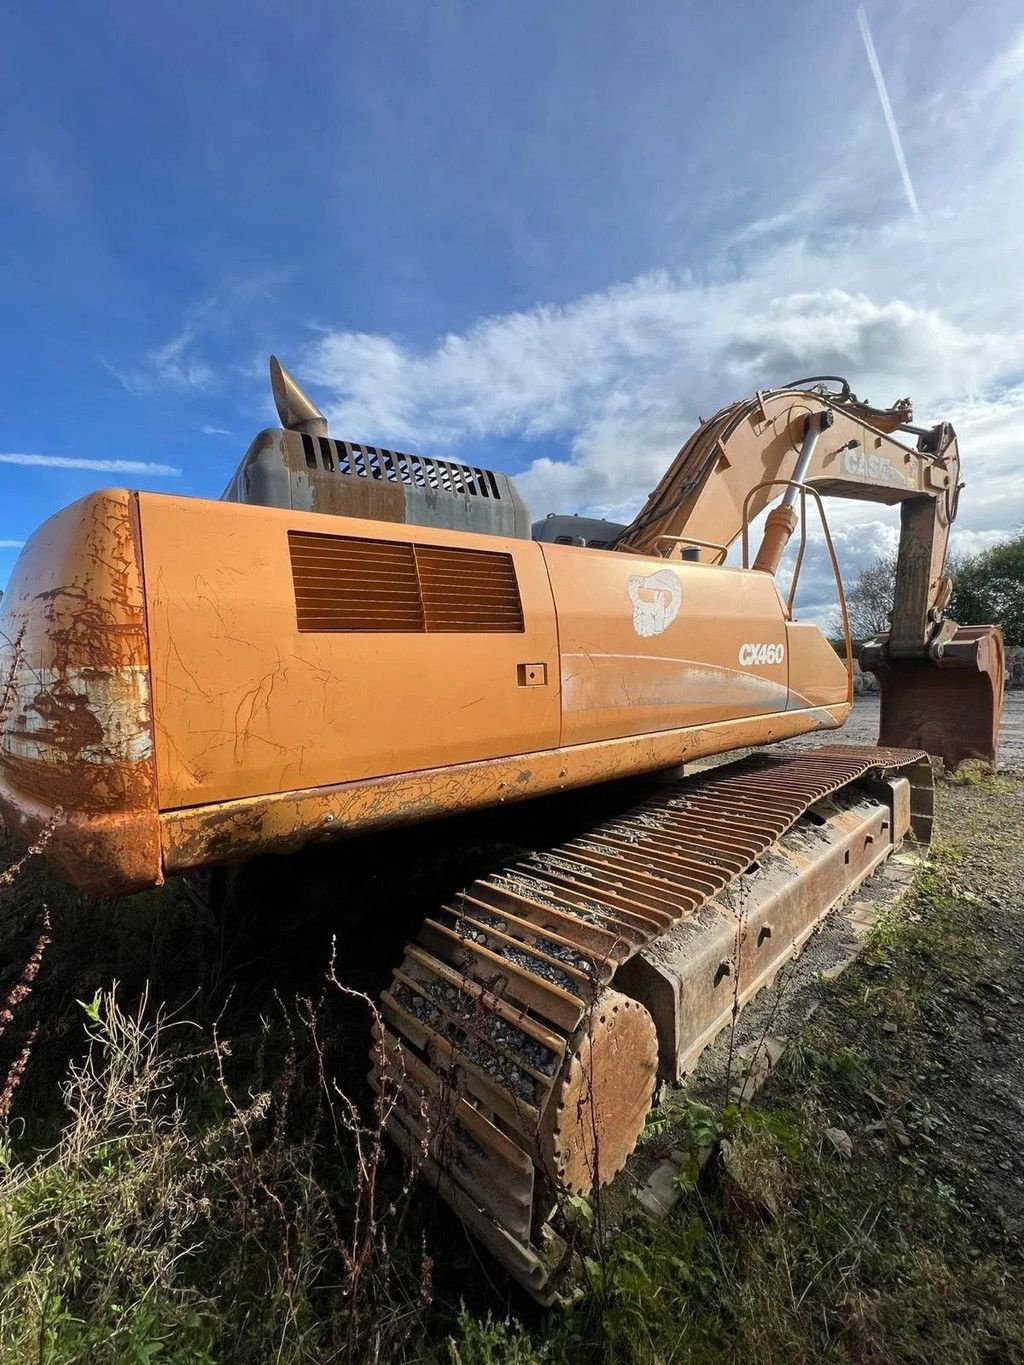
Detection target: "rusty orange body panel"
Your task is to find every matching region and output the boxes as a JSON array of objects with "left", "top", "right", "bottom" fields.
[
  {"left": 0, "top": 491, "right": 161, "bottom": 892},
  {"left": 0, "top": 372, "right": 1004, "bottom": 898},
  {"left": 138, "top": 493, "right": 561, "bottom": 806},
  {"left": 0, "top": 488, "right": 850, "bottom": 893}
]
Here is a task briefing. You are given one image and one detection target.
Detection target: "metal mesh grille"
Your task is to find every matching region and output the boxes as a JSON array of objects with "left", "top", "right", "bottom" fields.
[
  {"left": 288, "top": 531, "right": 523, "bottom": 633},
  {"left": 298, "top": 435, "right": 501, "bottom": 498}
]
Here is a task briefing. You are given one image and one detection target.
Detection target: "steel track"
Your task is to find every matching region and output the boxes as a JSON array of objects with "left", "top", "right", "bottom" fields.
[{"left": 371, "top": 744, "right": 931, "bottom": 1298}]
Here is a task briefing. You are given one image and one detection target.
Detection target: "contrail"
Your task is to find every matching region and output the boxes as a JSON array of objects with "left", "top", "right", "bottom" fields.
[
  {"left": 0, "top": 540, "right": 25, "bottom": 548},
  {"left": 857, "top": 5, "right": 920, "bottom": 218},
  {"left": 0, "top": 453, "right": 181, "bottom": 476}
]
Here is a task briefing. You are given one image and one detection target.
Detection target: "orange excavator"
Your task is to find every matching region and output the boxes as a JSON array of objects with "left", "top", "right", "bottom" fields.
[{"left": 0, "top": 364, "right": 1004, "bottom": 1297}]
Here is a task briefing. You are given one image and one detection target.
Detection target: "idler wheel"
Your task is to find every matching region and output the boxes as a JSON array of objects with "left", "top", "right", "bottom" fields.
[{"left": 540, "top": 989, "right": 658, "bottom": 1194}]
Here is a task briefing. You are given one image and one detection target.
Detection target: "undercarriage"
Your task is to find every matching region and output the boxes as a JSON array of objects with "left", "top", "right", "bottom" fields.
[{"left": 372, "top": 745, "right": 933, "bottom": 1299}]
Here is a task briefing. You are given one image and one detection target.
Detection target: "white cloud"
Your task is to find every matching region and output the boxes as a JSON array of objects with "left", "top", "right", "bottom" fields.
[
  {"left": 971, "top": 27, "right": 1024, "bottom": 102},
  {"left": 950, "top": 528, "right": 1011, "bottom": 555},
  {"left": 0, "top": 540, "right": 25, "bottom": 549},
  {"left": 202, "top": 424, "right": 234, "bottom": 436},
  {"left": 101, "top": 329, "right": 212, "bottom": 397},
  {"left": 100, "top": 273, "right": 282, "bottom": 398},
  {"left": 0, "top": 453, "right": 181, "bottom": 476},
  {"left": 714, "top": 292, "right": 1020, "bottom": 398},
  {"left": 147, "top": 328, "right": 214, "bottom": 391},
  {"left": 293, "top": 10, "right": 1024, "bottom": 627},
  {"left": 308, "top": 270, "right": 701, "bottom": 447},
  {"left": 304, "top": 275, "right": 1024, "bottom": 531}
]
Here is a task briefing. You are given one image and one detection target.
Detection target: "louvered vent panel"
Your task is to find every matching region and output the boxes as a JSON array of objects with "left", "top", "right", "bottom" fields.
[
  {"left": 288, "top": 532, "right": 524, "bottom": 633},
  {"left": 289, "top": 532, "right": 425, "bottom": 632},
  {"left": 416, "top": 545, "right": 524, "bottom": 632}
]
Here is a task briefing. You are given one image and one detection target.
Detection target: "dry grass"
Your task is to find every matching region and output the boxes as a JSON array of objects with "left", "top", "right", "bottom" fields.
[{"left": 0, "top": 975, "right": 444, "bottom": 1364}]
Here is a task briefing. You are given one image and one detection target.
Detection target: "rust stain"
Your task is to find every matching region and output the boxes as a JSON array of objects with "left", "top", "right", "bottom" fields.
[
  {"left": 160, "top": 703, "right": 850, "bottom": 875},
  {"left": 20, "top": 679, "right": 106, "bottom": 757},
  {"left": 0, "top": 490, "right": 161, "bottom": 892}
]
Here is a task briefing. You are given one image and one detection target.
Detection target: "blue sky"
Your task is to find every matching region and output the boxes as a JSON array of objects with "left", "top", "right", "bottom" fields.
[{"left": 3, "top": 1, "right": 1024, "bottom": 618}]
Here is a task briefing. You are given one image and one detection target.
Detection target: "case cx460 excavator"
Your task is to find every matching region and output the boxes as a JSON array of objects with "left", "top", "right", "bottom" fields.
[{"left": 0, "top": 363, "right": 1005, "bottom": 1298}]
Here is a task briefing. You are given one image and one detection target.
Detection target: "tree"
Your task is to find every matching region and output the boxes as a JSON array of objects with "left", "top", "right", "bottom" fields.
[
  {"left": 832, "top": 552, "right": 897, "bottom": 641},
  {"left": 831, "top": 530, "right": 1024, "bottom": 646},
  {"left": 948, "top": 532, "right": 1024, "bottom": 646}
]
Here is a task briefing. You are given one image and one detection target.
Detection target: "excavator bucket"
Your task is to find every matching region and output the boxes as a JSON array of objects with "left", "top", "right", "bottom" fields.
[{"left": 861, "top": 624, "right": 1005, "bottom": 770}]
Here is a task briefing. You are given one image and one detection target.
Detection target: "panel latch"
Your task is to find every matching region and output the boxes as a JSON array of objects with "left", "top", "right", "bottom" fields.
[{"left": 517, "top": 663, "right": 548, "bottom": 687}]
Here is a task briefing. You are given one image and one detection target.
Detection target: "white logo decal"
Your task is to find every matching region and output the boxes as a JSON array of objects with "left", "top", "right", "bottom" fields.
[
  {"left": 841, "top": 448, "right": 911, "bottom": 489},
  {"left": 628, "top": 569, "right": 682, "bottom": 638},
  {"left": 738, "top": 642, "right": 785, "bottom": 667}
]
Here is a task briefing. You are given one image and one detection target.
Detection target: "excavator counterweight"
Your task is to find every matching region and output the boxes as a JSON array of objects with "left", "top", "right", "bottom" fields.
[{"left": 0, "top": 362, "right": 1003, "bottom": 1298}]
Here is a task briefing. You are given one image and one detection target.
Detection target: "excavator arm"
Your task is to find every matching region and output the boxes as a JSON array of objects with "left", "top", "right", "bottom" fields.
[{"left": 615, "top": 378, "right": 1004, "bottom": 768}]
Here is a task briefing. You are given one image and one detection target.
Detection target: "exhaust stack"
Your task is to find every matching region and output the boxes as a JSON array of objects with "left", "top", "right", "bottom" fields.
[{"left": 269, "top": 355, "right": 329, "bottom": 437}]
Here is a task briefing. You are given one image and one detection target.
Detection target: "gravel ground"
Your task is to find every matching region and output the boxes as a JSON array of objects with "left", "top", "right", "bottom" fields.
[{"left": 901, "top": 775, "right": 1024, "bottom": 1260}]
